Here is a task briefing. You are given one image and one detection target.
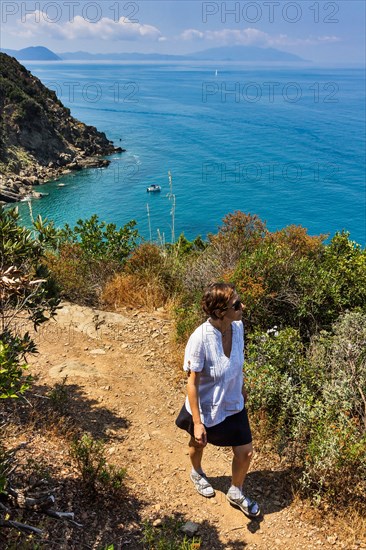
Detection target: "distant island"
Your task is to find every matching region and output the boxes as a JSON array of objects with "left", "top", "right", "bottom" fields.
[
  {"left": 1, "top": 46, "right": 62, "bottom": 61},
  {"left": 0, "top": 53, "right": 123, "bottom": 203},
  {"left": 1, "top": 45, "right": 306, "bottom": 63}
]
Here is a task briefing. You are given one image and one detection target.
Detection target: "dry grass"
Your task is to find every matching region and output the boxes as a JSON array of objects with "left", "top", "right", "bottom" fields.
[
  {"left": 101, "top": 272, "right": 171, "bottom": 311},
  {"left": 289, "top": 491, "right": 366, "bottom": 546}
]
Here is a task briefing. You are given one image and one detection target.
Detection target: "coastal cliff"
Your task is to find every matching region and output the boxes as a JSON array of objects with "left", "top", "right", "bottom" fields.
[{"left": 0, "top": 53, "right": 123, "bottom": 202}]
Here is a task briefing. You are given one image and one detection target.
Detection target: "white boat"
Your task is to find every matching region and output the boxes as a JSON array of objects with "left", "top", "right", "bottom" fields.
[{"left": 146, "top": 184, "right": 161, "bottom": 192}]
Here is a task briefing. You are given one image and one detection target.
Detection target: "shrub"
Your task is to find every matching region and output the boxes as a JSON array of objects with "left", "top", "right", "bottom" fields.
[
  {"left": 245, "top": 327, "right": 314, "bottom": 450},
  {"left": 301, "top": 312, "right": 366, "bottom": 504},
  {"left": 59, "top": 215, "right": 139, "bottom": 264},
  {"left": 142, "top": 517, "right": 201, "bottom": 549},
  {"left": 45, "top": 243, "right": 116, "bottom": 305},
  {"left": 43, "top": 215, "right": 140, "bottom": 306},
  {"left": 0, "top": 209, "right": 59, "bottom": 398},
  {"left": 125, "top": 242, "right": 179, "bottom": 296},
  {"left": 232, "top": 227, "right": 365, "bottom": 338},
  {"left": 181, "top": 212, "right": 266, "bottom": 295},
  {"left": 47, "top": 375, "right": 69, "bottom": 413},
  {"left": 0, "top": 336, "right": 32, "bottom": 398},
  {"left": 0, "top": 208, "right": 43, "bottom": 268},
  {"left": 102, "top": 242, "right": 182, "bottom": 310},
  {"left": 246, "top": 312, "right": 366, "bottom": 508},
  {"left": 70, "top": 434, "right": 126, "bottom": 494}
]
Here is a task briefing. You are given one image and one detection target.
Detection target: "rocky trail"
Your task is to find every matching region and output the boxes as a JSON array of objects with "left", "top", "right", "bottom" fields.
[{"left": 11, "top": 303, "right": 363, "bottom": 549}]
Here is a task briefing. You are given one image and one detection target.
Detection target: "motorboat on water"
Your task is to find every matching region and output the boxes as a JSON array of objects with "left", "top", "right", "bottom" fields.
[{"left": 146, "top": 184, "right": 161, "bottom": 192}]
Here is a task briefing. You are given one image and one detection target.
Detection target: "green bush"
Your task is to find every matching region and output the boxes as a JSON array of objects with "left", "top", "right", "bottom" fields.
[
  {"left": 0, "top": 208, "right": 59, "bottom": 398},
  {"left": 0, "top": 336, "right": 33, "bottom": 398},
  {"left": 173, "top": 301, "right": 204, "bottom": 344},
  {"left": 142, "top": 517, "right": 201, "bottom": 549},
  {"left": 42, "top": 215, "right": 139, "bottom": 306},
  {"left": 246, "top": 312, "right": 366, "bottom": 507},
  {"left": 70, "top": 434, "right": 126, "bottom": 493},
  {"left": 245, "top": 327, "right": 314, "bottom": 452},
  {"left": 59, "top": 214, "right": 139, "bottom": 264}
]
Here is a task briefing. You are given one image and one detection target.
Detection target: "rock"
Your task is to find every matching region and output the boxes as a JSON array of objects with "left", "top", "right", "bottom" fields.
[
  {"left": 152, "top": 518, "right": 162, "bottom": 527},
  {"left": 90, "top": 348, "right": 106, "bottom": 355},
  {"left": 180, "top": 521, "right": 199, "bottom": 537},
  {"left": 26, "top": 175, "right": 39, "bottom": 185},
  {"left": 68, "top": 162, "right": 82, "bottom": 170},
  {"left": 49, "top": 361, "right": 100, "bottom": 378}
]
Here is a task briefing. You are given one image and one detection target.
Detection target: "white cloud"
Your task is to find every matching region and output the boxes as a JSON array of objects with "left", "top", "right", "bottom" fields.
[
  {"left": 181, "top": 29, "right": 205, "bottom": 41},
  {"left": 317, "top": 36, "right": 341, "bottom": 43},
  {"left": 180, "top": 27, "right": 341, "bottom": 47},
  {"left": 13, "top": 11, "right": 163, "bottom": 42}
]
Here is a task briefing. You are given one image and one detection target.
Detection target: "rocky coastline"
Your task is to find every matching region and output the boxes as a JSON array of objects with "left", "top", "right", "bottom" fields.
[
  {"left": 0, "top": 148, "right": 124, "bottom": 204},
  {"left": 0, "top": 53, "right": 125, "bottom": 204}
]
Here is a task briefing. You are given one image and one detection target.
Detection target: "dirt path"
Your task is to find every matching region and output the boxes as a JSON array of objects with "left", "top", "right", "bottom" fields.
[{"left": 25, "top": 303, "right": 359, "bottom": 550}]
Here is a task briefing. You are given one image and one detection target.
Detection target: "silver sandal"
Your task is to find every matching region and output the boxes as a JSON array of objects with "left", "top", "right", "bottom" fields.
[
  {"left": 226, "top": 492, "right": 261, "bottom": 518},
  {"left": 190, "top": 472, "right": 215, "bottom": 498}
]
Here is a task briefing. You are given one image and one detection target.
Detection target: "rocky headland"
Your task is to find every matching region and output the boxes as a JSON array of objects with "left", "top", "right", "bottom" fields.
[{"left": 0, "top": 53, "right": 124, "bottom": 203}]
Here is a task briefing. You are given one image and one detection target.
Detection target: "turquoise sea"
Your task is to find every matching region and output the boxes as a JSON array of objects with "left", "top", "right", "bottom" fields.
[{"left": 15, "top": 62, "right": 366, "bottom": 245}]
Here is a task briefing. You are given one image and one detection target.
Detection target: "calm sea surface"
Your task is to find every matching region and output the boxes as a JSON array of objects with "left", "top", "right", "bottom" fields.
[{"left": 15, "top": 62, "right": 366, "bottom": 245}]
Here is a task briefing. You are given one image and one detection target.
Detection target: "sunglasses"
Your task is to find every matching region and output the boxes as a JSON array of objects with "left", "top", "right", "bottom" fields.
[{"left": 230, "top": 299, "right": 242, "bottom": 311}]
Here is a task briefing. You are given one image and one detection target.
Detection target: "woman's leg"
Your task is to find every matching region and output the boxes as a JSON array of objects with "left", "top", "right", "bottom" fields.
[
  {"left": 188, "top": 436, "right": 204, "bottom": 472},
  {"left": 188, "top": 436, "right": 215, "bottom": 497},
  {"left": 231, "top": 442, "right": 253, "bottom": 489},
  {"left": 227, "top": 442, "right": 260, "bottom": 517}
]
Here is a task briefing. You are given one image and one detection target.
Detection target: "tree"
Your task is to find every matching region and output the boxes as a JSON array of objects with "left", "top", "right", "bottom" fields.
[{"left": 0, "top": 207, "right": 58, "bottom": 398}]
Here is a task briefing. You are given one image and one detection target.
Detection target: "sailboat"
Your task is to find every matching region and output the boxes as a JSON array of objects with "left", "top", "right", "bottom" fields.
[{"left": 215, "top": 69, "right": 218, "bottom": 77}]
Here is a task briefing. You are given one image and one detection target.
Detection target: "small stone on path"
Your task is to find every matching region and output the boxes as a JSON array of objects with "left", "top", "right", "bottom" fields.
[{"left": 181, "top": 521, "right": 200, "bottom": 537}]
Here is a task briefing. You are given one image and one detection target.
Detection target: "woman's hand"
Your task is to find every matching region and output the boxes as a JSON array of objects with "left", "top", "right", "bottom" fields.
[{"left": 194, "top": 422, "right": 207, "bottom": 447}]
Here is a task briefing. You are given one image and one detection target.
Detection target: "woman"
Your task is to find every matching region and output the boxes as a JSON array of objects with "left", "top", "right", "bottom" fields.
[{"left": 175, "top": 282, "right": 260, "bottom": 519}]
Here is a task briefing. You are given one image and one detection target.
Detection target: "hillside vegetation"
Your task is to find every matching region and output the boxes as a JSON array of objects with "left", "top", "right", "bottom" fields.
[{"left": 0, "top": 207, "right": 365, "bottom": 546}]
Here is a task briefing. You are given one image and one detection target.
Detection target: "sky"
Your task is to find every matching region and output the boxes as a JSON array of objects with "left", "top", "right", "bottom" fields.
[{"left": 0, "top": 0, "right": 365, "bottom": 64}]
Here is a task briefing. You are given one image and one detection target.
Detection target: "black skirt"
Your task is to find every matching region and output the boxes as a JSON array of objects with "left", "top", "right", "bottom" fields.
[{"left": 175, "top": 404, "right": 252, "bottom": 447}]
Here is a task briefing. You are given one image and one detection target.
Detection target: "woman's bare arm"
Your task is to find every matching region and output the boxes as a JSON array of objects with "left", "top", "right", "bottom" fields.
[{"left": 187, "top": 370, "right": 207, "bottom": 446}]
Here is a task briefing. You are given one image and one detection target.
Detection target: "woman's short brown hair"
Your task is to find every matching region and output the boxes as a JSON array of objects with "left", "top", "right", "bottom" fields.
[{"left": 201, "top": 282, "right": 236, "bottom": 320}]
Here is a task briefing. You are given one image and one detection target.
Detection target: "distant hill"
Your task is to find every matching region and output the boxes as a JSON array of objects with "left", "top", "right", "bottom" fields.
[
  {"left": 0, "top": 53, "right": 122, "bottom": 203},
  {"left": 189, "top": 45, "right": 305, "bottom": 62},
  {"left": 60, "top": 46, "right": 305, "bottom": 62},
  {"left": 1, "top": 45, "right": 306, "bottom": 63},
  {"left": 59, "top": 51, "right": 188, "bottom": 61},
  {"left": 1, "top": 46, "right": 61, "bottom": 61}
]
